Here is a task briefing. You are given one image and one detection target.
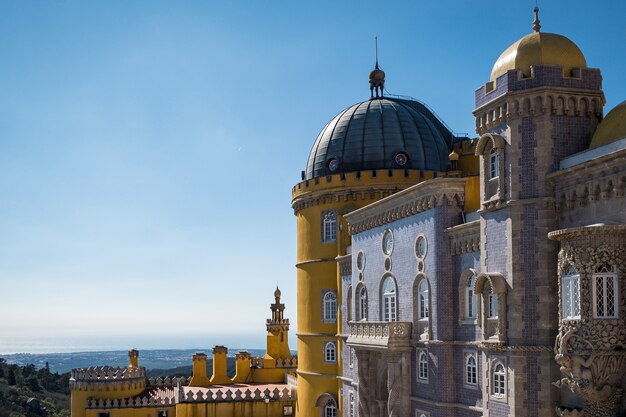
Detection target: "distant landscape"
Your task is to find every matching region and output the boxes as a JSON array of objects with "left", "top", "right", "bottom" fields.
[{"left": 0, "top": 348, "right": 268, "bottom": 374}]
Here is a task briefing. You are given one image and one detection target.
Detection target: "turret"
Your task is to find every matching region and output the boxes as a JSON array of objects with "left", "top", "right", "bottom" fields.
[{"left": 264, "top": 287, "right": 291, "bottom": 367}]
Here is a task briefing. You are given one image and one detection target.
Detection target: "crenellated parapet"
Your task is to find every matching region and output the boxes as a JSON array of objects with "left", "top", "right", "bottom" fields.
[
  {"left": 70, "top": 366, "right": 146, "bottom": 391},
  {"left": 275, "top": 356, "right": 298, "bottom": 368},
  {"left": 146, "top": 376, "right": 190, "bottom": 387},
  {"left": 86, "top": 388, "right": 175, "bottom": 409},
  {"left": 179, "top": 385, "right": 293, "bottom": 403},
  {"left": 445, "top": 220, "right": 480, "bottom": 255}
]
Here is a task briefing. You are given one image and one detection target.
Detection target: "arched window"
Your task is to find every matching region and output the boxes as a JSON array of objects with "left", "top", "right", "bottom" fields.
[
  {"left": 466, "top": 274, "right": 477, "bottom": 319},
  {"left": 346, "top": 286, "right": 353, "bottom": 322},
  {"left": 382, "top": 277, "right": 397, "bottom": 322},
  {"left": 324, "top": 342, "right": 336, "bottom": 362},
  {"left": 562, "top": 266, "right": 580, "bottom": 319},
  {"left": 324, "top": 399, "right": 337, "bottom": 417},
  {"left": 593, "top": 263, "right": 618, "bottom": 318},
  {"left": 490, "top": 148, "right": 499, "bottom": 179},
  {"left": 492, "top": 362, "right": 506, "bottom": 396},
  {"left": 323, "top": 291, "right": 337, "bottom": 322},
  {"left": 488, "top": 292, "right": 499, "bottom": 318},
  {"left": 418, "top": 351, "right": 428, "bottom": 380},
  {"left": 418, "top": 279, "right": 429, "bottom": 320},
  {"left": 322, "top": 211, "right": 337, "bottom": 242},
  {"left": 465, "top": 354, "right": 477, "bottom": 385},
  {"left": 358, "top": 286, "right": 367, "bottom": 321}
]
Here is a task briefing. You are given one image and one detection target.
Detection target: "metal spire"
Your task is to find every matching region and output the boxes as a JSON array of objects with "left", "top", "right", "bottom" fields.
[
  {"left": 375, "top": 36, "right": 379, "bottom": 69},
  {"left": 533, "top": 5, "right": 541, "bottom": 32}
]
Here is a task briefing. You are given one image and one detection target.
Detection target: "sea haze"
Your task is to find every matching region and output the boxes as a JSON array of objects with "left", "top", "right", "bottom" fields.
[{"left": 0, "top": 348, "right": 269, "bottom": 373}]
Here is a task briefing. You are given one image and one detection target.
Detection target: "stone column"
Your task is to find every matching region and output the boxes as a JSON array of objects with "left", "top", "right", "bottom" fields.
[{"left": 386, "top": 351, "right": 411, "bottom": 417}]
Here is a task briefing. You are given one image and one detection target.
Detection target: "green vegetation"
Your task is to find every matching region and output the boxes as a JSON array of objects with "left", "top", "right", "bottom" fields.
[{"left": 0, "top": 358, "right": 70, "bottom": 417}]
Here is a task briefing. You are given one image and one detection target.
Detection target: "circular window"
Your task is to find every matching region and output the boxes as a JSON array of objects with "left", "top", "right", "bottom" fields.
[
  {"left": 394, "top": 152, "right": 408, "bottom": 166},
  {"left": 356, "top": 251, "right": 365, "bottom": 271},
  {"left": 382, "top": 230, "right": 394, "bottom": 256},
  {"left": 418, "top": 260, "right": 424, "bottom": 272},
  {"left": 416, "top": 235, "right": 427, "bottom": 259},
  {"left": 327, "top": 158, "right": 338, "bottom": 172}
]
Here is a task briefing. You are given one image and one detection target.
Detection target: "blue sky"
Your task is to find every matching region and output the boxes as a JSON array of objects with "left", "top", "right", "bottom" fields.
[{"left": 1, "top": 1, "right": 624, "bottom": 354}]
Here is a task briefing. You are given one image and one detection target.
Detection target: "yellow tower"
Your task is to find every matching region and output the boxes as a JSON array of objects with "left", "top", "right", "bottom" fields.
[
  {"left": 292, "top": 68, "right": 458, "bottom": 415},
  {"left": 69, "top": 350, "right": 147, "bottom": 417}
]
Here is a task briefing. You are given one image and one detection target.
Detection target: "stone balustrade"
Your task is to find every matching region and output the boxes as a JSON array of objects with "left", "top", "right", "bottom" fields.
[{"left": 347, "top": 321, "right": 412, "bottom": 350}]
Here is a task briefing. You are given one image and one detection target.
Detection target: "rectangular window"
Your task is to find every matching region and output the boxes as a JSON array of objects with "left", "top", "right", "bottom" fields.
[
  {"left": 594, "top": 273, "right": 618, "bottom": 318},
  {"left": 158, "top": 412, "right": 168, "bottom": 417},
  {"left": 488, "top": 293, "right": 499, "bottom": 318},
  {"left": 322, "top": 210, "right": 337, "bottom": 242},
  {"left": 349, "top": 348, "right": 354, "bottom": 368},
  {"left": 562, "top": 273, "right": 580, "bottom": 319}
]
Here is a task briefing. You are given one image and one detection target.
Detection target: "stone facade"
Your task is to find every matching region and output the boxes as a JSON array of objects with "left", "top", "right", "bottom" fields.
[{"left": 338, "top": 57, "right": 626, "bottom": 417}]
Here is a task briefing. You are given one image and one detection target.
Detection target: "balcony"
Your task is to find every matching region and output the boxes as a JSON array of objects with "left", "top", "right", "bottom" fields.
[{"left": 346, "top": 321, "right": 412, "bottom": 351}]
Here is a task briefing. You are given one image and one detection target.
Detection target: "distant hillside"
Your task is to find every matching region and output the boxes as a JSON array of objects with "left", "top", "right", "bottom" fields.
[
  {"left": 0, "top": 358, "right": 70, "bottom": 417},
  {"left": 1, "top": 349, "right": 267, "bottom": 373},
  {"left": 146, "top": 358, "right": 237, "bottom": 378}
]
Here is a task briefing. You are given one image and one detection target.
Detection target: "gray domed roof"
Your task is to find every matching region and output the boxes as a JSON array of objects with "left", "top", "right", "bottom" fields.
[{"left": 304, "top": 97, "right": 453, "bottom": 180}]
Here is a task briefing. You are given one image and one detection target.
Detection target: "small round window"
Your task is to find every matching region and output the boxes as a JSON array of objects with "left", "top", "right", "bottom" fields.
[
  {"left": 416, "top": 235, "right": 427, "bottom": 259},
  {"left": 382, "top": 230, "right": 394, "bottom": 256},
  {"left": 394, "top": 152, "right": 408, "bottom": 166},
  {"left": 327, "top": 158, "right": 338, "bottom": 172},
  {"left": 357, "top": 251, "right": 365, "bottom": 271}
]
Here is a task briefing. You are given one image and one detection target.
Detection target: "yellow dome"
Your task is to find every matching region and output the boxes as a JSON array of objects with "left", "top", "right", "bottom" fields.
[
  {"left": 590, "top": 101, "right": 626, "bottom": 148},
  {"left": 490, "top": 32, "right": 587, "bottom": 83}
]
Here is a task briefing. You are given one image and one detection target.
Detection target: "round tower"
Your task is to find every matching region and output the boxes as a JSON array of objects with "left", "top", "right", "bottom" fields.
[
  {"left": 292, "top": 67, "right": 455, "bottom": 415},
  {"left": 69, "top": 349, "right": 147, "bottom": 417}
]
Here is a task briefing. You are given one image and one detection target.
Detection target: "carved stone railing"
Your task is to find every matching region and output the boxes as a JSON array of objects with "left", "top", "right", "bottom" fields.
[{"left": 346, "top": 321, "right": 412, "bottom": 350}]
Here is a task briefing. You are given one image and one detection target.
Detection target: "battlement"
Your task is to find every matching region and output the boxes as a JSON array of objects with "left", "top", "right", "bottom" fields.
[
  {"left": 475, "top": 66, "right": 603, "bottom": 110},
  {"left": 292, "top": 169, "right": 439, "bottom": 198},
  {"left": 147, "top": 376, "right": 191, "bottom": 387},
  {"left": 86, "top": 387, "right": 175, "bottom": 409},
  {"left": 178, "top": 385, "right": 294, "bottom": 403},
  {"left": 71, "top": 366, "right": 146, "bottom": 382}
]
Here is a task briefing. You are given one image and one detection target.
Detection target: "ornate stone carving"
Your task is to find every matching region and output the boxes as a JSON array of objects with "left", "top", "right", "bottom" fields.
[{"left": 550, "top": 226, "right": 626, "bottom": 416}]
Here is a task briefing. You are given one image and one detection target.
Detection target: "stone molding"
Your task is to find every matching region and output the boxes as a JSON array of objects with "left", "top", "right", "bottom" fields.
[
  {"left": 445, "top": 220, "right": 480, "bottom": 255},
  {"left": 344, "top": 178, "right": 466, "bottom": 235},
  {"left": 548, "top": 148, "right": 626, "bottom": 214},
  {"left": 336, "top": 254, "right": 351, "bottom": 277},
  {"left": 346, "top": 321, "right": 412, "bottom": 350}
]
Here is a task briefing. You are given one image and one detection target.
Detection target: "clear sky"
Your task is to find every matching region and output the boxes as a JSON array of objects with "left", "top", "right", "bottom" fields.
[{"left": 1, "top": 1, "right": 625, "bottom": 354}]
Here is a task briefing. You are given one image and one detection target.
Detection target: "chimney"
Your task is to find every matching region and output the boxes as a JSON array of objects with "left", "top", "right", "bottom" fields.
[
  {"left": 128, "top": 349, "right": 139, "bottom": 369},
  {"left": 209, "top": 345, "right": 229, "bottom": 384},
  {"left": 231, "top": 351, "right": 251, "bottom": 383},
  {"left": 189, "top": 353, "right": 210, "bottom": 387}
]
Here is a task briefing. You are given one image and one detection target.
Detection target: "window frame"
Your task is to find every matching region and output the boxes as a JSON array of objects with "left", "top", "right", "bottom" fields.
[
  {"left": 491, "top": 361, "right": 506, "bottom": 398},
  {"left": 381, "top": 276, "right": 397, "bottom": 322},
  {"left": 417, "top": 350, "right": 428, "bottom": 382},
  {"left": 489, "top": 147, "right": 499, "bottom": 179},
  {"left": 561, "top": 266, "right": 581, "bottom": 320},
  {"left": 323, "top": 291, "right": 337, "bottom": 323},
  {"left": 465, "top": 274, "right": 477, "bottom": 320},
  {"left": 488, "top": 293, "right": 499, "bottom": 318},
  {"left": 324, "top": 341, "right": 337, "bottom": 363},
  {"left": 464, "top": 353, "right": 478, "bottom": 387},
  {"left": 592, "top": 264, "right": 618, "bottom": 319},
  {"left": 357, "top": 286, "right": 367, "bottom": 321},
  {"left": 321, "top": 210, "right": 337, "bottom": 243},
  {"left": 417, "top": 279, "right": 429, "bottom": 320},
  {"left": 324, "top": 399, "right": 337, "bottom": 417}
]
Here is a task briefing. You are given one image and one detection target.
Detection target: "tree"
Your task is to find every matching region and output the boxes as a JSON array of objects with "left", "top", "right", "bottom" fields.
[
  {"left": 25, "top": 375, "right": 42, "bottom": 392},
  {"left": 7, "top": 367, "right": 16, "bottom": 386}
]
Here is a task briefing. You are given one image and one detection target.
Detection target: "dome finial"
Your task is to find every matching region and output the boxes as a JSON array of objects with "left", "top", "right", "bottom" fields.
[
  {"left": 369, "top": 36, "right": 385, "bottom": 99},
  {"left": 532, "top": 4, "right": 541, "bottom": 32}
]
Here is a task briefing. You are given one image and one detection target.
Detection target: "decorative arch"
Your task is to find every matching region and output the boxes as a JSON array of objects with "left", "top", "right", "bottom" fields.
[
  {"left": 355, "top": 283, "right": 368, "bottom": 321},
  {"left": 315, "top": 393, "right": 339, "bottom": 416},
  {"left": 475, "top": 133, "right": 506, "bottom": 206},
  {"left": 474, "top": 272, "right": 507, "bottom": 342},
  {"left": 380, "top": 274, "right": 398, "bottom": 322}
]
